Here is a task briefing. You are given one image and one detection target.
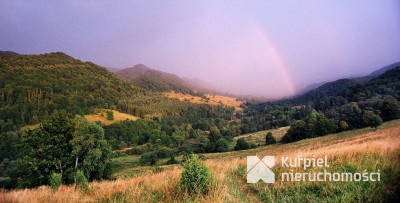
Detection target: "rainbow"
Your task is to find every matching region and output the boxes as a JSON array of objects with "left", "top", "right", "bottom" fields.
[{"left": 253, "top": 24, "right": 296, "bottom": 96}]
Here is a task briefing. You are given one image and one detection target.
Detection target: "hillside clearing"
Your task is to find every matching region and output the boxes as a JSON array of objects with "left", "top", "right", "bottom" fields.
[
  {"left": 1, "top": 120, "right": 399, "bottom": 202},
  {"left": 164, "top": 91, "right": 244, "bottom": 111},
  {"left": 84, "top": 109, "right": 139, "bottom": 125}
]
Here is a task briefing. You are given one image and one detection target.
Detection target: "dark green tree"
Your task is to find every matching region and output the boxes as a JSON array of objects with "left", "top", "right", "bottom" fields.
[
  {"left": 265, "top": 132, "right": 276, "bottom": 145},
  {"left": 234, "top": 138, "right": 251, "bottom": 150}
]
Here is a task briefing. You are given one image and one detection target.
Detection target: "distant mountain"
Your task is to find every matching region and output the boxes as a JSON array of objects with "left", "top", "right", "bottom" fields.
[
  {"left": 291, "top": 78, "right": 361, "bottom": 105},
  {"left": 0, "top": 51, "right": 19, "bottom": 57},
  {"left": 297, "top": 82, "right": 326, "bottom": 95},
  {"left": 297, "top": 62, "right": 400, "bottom": 97},
  {"left": 116, "top": 64, "right": 196, "bottom": 94},
  {"left": 368, "top": 62, "right": 400, "bottom": 77}
]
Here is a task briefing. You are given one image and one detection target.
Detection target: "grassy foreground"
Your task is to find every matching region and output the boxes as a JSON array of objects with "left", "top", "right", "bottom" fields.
[{"left": 1, "top": 120, "right": 399, "bottom": 202}]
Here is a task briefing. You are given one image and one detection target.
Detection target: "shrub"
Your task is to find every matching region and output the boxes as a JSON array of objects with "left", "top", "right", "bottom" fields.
[
  {"left": 139, "top": 151, "right": 158, "bottom": 165},
  {"left": 156, "top": 148, "right": 174, "bottom": 158},
  {"left": 265, "top": 132, "right": 276, "bottom": 145},
  {"left": 234, "top": 138, "right": 250, "bottom": 150},
  {"left": 106, "top": 111, "right": 114, "bottom": 120},
  {"left": 339, "top": 120, "right": 349, "bottom": 131},
  {"left": 180, "top": 154, "right": 211, "bottom": 194},
  {"left": 362, "top": 110, "right": 383, "bottom": 128},
  {"left": 49, "top": 173, "right": 62, "bottom": 191},
  {"left": 215, "top": 138, "right": 229, "bottom": 152},
  {"left": 75, "top": 170, "right": 89, "bottom": 192},
  {"left": 166, "top": 153, "right": 178, "bottom": 165}
]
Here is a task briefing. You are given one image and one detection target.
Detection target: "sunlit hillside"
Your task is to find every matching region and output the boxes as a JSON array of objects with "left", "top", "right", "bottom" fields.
[
  {"left": 164, "top": 91, "right": 244, "bottom": 111},
  {"left": 84, "top": 109, "right": 139, "bottom": 126}
]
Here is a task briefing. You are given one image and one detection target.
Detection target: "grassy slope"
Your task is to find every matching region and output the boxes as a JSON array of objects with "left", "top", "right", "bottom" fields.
[
  {"left": 1, "top": 120, "right": 399, "bottom": 202},
  {"left": 84, "top": 109, "right": 139, "bottom": 126},
  {"left": 164, "top": 91, "right": 244, "bottom": 111}
]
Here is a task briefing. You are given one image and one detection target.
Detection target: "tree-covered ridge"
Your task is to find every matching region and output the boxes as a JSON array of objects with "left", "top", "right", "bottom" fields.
[
  {"left": 289, "top": 78, "right": 361, "bottom": 105},
  {"left": 243, "top": 65, "right": 400, "bottom": 142},
  {"left": 0, "top": 52, "right": 235, "bottom": 132},
  {"left": 116, "top": 64, "right": 197, "bottom": 95},
  {"left": 0, "top": 52, "right": 140, "bottom": 127}
]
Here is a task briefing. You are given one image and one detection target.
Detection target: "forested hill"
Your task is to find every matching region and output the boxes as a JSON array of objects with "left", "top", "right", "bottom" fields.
[
  {"left": 0, "top": 52, "right": 236, "bottom": 133},
  {"left": 290, "top": 78, "right": 361, "bottom": 105},
  {"left": 0, "top": 52, "right": 142, "bottom": 127},
  {"left": 116, "top": 64, "right": 197, "bottom": 95},
  {"left": 294, "top": 62, "right": 400, "bottom": 103}
]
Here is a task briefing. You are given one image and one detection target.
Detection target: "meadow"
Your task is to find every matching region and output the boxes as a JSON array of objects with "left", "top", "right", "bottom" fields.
[
  {"left": 1, "top": 120, "right": 399, "bottom": 202},
  {"left": 84, "top": 109, "right": 139, "bottom": 125},
  {"left": 164, "top": 91, "right": 244, "bottom": 111}
]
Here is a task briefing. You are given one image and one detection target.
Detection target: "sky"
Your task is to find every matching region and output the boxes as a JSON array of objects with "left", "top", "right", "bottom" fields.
[{"left": 1, "top": 1, "right": 400, "bottom": 98}]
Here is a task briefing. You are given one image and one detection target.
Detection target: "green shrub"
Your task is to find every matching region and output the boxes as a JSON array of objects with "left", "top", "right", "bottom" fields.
[
  {"left": 106, "top": 111, "right": 114, "bottom": 120},
  {"left": 156, "top": 148, "right": 174, "bottom": 158},
  {"left": 75, "top": 170, "right": 89, "bottom": 192},
  {"left": 166, "top": 153, "right": 178, "bottom": 165},
  {"left": 139, "top": 151, "right": 158, "bottom": 165},
  {"left": 49, "top": 173, "right": 62, "bottom": 191},
  {"left": 234, "top": 138, "right": 250, "bottom": 150},
  {"left": 180, "top": 154, "right": 211, "bottom": 194},
  {"left": 265, "top": 132, "right": 276, "bottom": 145},
  {"left": 215, "top": 138, "right": 229, "bottom": 152}
]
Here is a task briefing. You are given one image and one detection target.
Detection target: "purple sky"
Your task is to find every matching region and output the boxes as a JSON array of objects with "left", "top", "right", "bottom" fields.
[{"left": 1, "top": 1, "right": 400, "bottom": 98}]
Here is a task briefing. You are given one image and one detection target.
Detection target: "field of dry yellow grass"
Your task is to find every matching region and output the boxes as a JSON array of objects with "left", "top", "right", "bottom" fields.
[
  {"left": 1, "top": 120, "right": 399, "bottom": 202},
  {"left": 84, "top": 109, "right": 139, "bottom": 125},
  {"left": 164, "top": 91, "right": 244, "bottom": 111}
]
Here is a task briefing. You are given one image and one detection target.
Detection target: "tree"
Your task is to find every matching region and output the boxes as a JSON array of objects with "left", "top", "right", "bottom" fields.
[
  {"left": 8, "top": 113, "right": 111, "bottom": 188},
  {"left": 215, "top": 138, "right": 229, "bottom": 152},
  {"left": 344, "top": 103, "right": 362, "bottom": 129},
  {"left": 265, "top": 132, "right": 276, "bottom": 145},
  {"left": 234, "top": 138, "right": 251, "bottom": 150},
  {"left": 70, "top": 117, "right": 111, "bottom": 183},
  {"left": 139, "top": 151, "right": 158, "bottom": 165},
  {"left": 362, "top": 110, "right": 382, "bottom": 128},
  {"left": 9, "top": 112, "right": 75, "bottom": 188},
  {"left": 379, "top": 98, "right": 400, "bottom": 121}
]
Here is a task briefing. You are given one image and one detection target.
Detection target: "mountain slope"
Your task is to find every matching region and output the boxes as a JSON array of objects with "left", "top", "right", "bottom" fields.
[
  {"left": 116, "top": 64, "right": 195, "bottom": 95},
  {"left": 0, "top": 52, "right": 236, "bottom": 132},
  {"left": 368, "top": 62, "right": 400, "bottom": 77},
  {"left": 297, "top": 62, "right": 400, "bottom": 97},
  {"left": 290, "top": 78, "right": 361, "bottom": 105},
  {"left": 0, "top": 52, "right": 142, "bottom": 126}
]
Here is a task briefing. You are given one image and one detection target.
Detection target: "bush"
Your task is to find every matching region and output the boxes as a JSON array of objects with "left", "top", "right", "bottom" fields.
[
  {"left": 215, "top": 138, "right": 229, "bottom": 152},
  {"left": 75, "top": 170, "right": 88, "bottom": 192},
  {"left": 49, "top": 173, "right": 62, "bottom": 191},
  {"left": 156, "top": 148, "right": 174, "bottom": 158},
  {"left": 234, "top": 138, "right": 250, "bottom": 150},
  {"left": 139, "top": 151, "right": 158, "bottom": 165},
  {"left": 180, "top": 154, "right": 211, "bottom": 194},
  {"left": 265, "top": 132, "right": 276, "bottom": 145},
  {"left": 166, "top": 153, "right": 178, "bottom": 165},
  {"left": 106, "top": 111, "right": 114, "bottom": 120}
]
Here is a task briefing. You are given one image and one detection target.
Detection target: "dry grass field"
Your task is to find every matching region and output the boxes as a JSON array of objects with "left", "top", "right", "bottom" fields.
[
  {"left": 84, "top": 109, "right": 139, "bottom": 125},
  {"left": 164, "top": 91, "right": 244, "bottom": 111},
  {"left": 1, "top": 120, "right": 399, "bottom": 202}
]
